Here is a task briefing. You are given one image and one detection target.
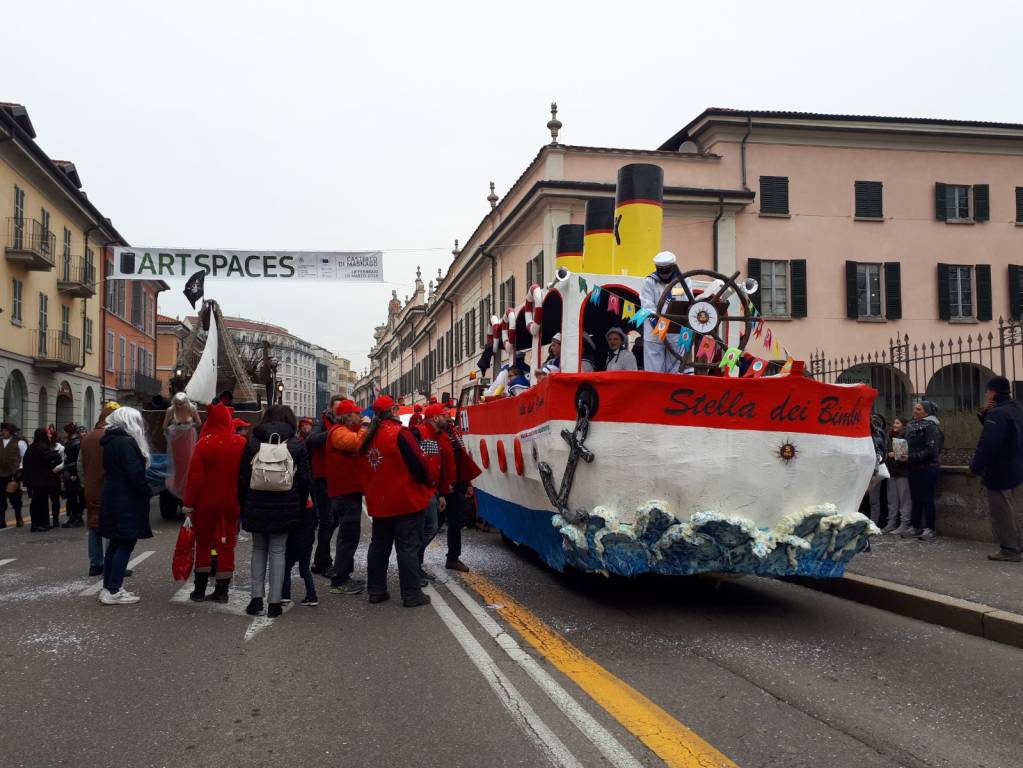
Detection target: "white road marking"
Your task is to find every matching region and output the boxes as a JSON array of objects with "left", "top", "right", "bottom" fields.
[
  {"left": 0, "top": 558, "right": 15, "bottom": 567},
  {"left": 431, "top": 569, "right": 643, "bottom": 768},
  {"left": 79, "top": 550, "right": 155, "bottom": 596},
  {"left": 170, "top": 578, "right": 293, "bottom": 641},
  {"left": 425, "top": 583, "right": 584, "bottom": 768}
]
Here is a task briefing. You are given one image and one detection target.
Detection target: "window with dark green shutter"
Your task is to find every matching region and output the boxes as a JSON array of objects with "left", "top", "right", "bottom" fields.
[
  {"left": 976, "top": 264, "right": 992, "bottom": 321},
  {"left": 790, "top": 260, "right": 807, "bottom": 318},
  {"left": 937, "top": 263, "right": 951, "bottom": 320},
  {"left": 884, "top": 263, "right": 902, "bottom": 320},
  {"left": 845, "top": 261, "right": 859, "bottom": 319},
  {"left": 854, "top": 181, "right": 883, "bottom": 219},
  {"left": 974, "top": 185, "right": 990, "bottom": 222},
  {"left": 746, "top": 259, "right": 762, "bottom": 313},
  {"left": 1016, "top": 188, "right": 1023, "bottom": 224},
  {"left": 1009, "top": 265, "right": 1023, "bottom": 320},
  {"left": 759, "top": 176, "right": 789, "bottom": 215}
]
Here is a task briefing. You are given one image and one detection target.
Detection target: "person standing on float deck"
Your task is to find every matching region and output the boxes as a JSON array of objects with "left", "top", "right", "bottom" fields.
[{"left": 640, "top": 251, "right": 683, "bottom": 374}]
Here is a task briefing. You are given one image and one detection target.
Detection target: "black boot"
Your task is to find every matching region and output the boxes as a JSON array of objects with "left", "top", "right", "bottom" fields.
[
  {"left": 189, "top": 572, "right": 210, "bottom": 601},
  {"left": 209, "top": 578, "right": 231, "bottom": 603}
]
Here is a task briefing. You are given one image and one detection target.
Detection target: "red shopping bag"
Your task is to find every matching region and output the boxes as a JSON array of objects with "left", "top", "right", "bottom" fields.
[{"left": 172, "top": 519, "right": 196, "bottom": 581}]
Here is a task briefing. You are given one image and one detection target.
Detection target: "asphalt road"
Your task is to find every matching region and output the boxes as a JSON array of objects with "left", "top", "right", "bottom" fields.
[{"left": 1, "top": 509, "right": 1020, "bottom": 768}]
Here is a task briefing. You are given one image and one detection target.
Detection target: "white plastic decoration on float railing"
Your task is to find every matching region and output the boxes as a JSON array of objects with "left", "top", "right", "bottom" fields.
[
  {"left": 525, "top": 284, "right": 544, "bottom": 337},
  {"left": 503, "top": 308, "right": 517, "bottom": 358}
]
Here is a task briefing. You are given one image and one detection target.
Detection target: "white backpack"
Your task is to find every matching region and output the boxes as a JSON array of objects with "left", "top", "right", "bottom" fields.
[{"left": 249, "top": 433, "right": 294, "bottom": 492}]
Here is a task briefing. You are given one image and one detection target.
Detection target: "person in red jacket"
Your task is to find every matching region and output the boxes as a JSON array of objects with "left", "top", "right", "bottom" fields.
[
  {"left": 435, "top": 407, "right": 479, "bottom": 572},
  {"left": 183, "top": 403, "right": 247, "bottom": 602},
  {"left": 327, "top": 399, "right": 368, "bottom": 595},
  {"left": 360, "top": 395, "right": 437, "bottom": 607},
  {"left": 308, "top": 395, "right": 344, "bottom": 574},
  {"left": 408, "top": 404, "right": 424, "bottom": 429},
  {"left": 413, "top": 403, "right": 453, "bottom": 582}
]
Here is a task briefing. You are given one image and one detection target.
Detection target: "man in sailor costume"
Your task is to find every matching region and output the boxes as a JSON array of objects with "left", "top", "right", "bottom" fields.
[{"left": 640, "top": 251, "right": 684, "bottom": 373}]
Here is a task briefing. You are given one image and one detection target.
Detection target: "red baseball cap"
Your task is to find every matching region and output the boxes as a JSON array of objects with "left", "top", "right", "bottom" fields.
[
  {"left": 414, "top": 404, "right": 423, "bottom": 412},
  {"left": 372, "top": 395, "right": 395, "bottom": 414},
  {"left": 334, "top": 399, "right": 362, "bottom": 416},
  {"left": 424, "top": 403, "right": 446, "bottom": 418}
]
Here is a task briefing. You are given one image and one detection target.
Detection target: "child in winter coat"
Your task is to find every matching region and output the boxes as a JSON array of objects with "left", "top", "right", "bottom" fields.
[{"left": 281, "top": 498, "right": 318, "bottom": 606}]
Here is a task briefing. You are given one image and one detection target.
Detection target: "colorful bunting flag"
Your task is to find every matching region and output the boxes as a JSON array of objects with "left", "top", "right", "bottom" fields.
[
  {"left": 763, "top": 328, "right": 773, "bottom": 349},
  {"left": 607, "top": 294, "right": 621, "bottom": 314},
  {"left": 578, "top": 276, "right": 588, "bottom": 293},
  {"left": 772, "top": 338, "right": 781, "bottom": 357},
  {"left": 589, "top": 286, "right": 602, "bottom": 306},
  {"left": 781, "top": 356, "right": 794, "bottom": 374},
  {"left": 631, "top": 308, "right": 652, "bottom": 328},
  {"left": 622, "top": 301, "right": 636, "bottom": 321},
  {"left": 652, "top": 317, "right": 669, "bottom": 341},
  {"left": 718, "top": 346, "right": 742, "bottom": 373},
  {"left": 676, "top": 328, "right": 694, "bottom": 355},
  {"left": 696, "top": 335, "right": 717, "bottom": 363},
  {"left": 742, "top": 357, "right": 768, "bottom": 378},
  {"left": 753, "top": 319, "right": 765, "bottom": 339}
]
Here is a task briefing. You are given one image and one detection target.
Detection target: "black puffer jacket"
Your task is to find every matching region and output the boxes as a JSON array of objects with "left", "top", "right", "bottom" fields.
[
  {"left": 237, "top": 421, "right": 310, "bottom": 534},
  {"left": 21, "top": 442, "right": 60, "bottom": 491},
  {"left": 905, "top": 417, "right": 944, "bottom": 468}
]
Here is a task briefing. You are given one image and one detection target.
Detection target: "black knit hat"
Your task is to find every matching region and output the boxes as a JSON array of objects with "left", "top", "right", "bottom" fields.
[{"left": 987, "top": 376, "right": 1011, "bottom": 395}]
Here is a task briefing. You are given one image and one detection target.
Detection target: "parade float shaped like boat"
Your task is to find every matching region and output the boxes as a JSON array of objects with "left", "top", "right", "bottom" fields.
[{"left": 457, "top": 164, "right": 880, "bottom": 578}]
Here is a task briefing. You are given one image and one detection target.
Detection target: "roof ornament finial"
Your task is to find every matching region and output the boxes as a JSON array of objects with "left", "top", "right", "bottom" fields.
[
  {"left": 487, "top": 182, "right": 498, "bottom": 210},
  {"left": 452, "top": 239, "right": 459, "bottom": 258},
  {"left": 436, "top": 267, "right": 443, "bottom": 282},
  {"left": 416, "top": 265, "right": 422, "bottom": 281},
  {"left": 547, "top": 101, "right": 562, "bottom": 145}
]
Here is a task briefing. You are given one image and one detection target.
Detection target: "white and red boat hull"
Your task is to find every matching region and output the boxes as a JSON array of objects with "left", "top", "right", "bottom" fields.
[{"left": 462, "top": 372, "right": 879, "bottom": 577}]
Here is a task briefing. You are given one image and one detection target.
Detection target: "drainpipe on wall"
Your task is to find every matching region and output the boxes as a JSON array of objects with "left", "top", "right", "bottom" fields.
[
  {"left": 81, "top": 224, "right": 102, "bottom": 373},
  {"left": 740, "top": 116, "right": 753, "bottom": 191},
  {"left": 712, "top": 194, "right": 724, "bottom": 272},
  {"left": 482, "top": 247, "right": 497, "bottom": 315},
  {"left": 439, "top": 296, "right": 456, "bottom": 398}
]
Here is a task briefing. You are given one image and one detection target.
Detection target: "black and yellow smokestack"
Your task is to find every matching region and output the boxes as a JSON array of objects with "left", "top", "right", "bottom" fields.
[
  {"left": 611, "top": 163, "right": 663, "bottom": 276},
  {"left": 554, "top": 223, "right": 584, "bottom": 273},
  {"left": 582, "top": 198, "right": 615, "bottom": 274}
]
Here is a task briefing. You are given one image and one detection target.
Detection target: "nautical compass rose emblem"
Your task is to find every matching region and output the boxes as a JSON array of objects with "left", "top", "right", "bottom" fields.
[
  {"left": 367, "top": 447, "right": 383, "bottom": 470},
  {"left": 687, "top": 300, "right": 719, "bottom": 334}
]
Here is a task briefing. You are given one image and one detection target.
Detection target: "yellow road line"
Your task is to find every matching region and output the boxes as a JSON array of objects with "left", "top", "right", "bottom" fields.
[{"left": 463, "top": 571, "right": 738, "bottom": 768}]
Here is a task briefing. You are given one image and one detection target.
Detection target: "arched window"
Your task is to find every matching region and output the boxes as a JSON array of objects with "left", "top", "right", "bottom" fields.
[
  {"left": 38, "top": 386, "right": 48, "bottom": 429},
  {"left": 83, "top": 386, "right": 96, "bottom": 428},
  {"left": 2, "top": 369, "right": 28, "bottom": 429}
]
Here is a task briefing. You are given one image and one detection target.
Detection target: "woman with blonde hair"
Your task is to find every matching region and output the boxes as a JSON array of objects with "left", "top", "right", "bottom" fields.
[{"left": 98, "top": 407, "right": 153, "bottom": 605}]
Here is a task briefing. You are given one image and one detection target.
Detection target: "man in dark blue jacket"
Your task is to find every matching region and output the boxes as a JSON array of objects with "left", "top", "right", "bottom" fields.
[{"left": 970, "top": 376, "right": 1023, "bottom": 562}]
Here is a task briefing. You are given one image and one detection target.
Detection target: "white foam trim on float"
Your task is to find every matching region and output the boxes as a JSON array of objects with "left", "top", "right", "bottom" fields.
[
  {"left": 425, "top": 583, "right": 584, "bottom": 768},
  {"left": 472, "top": 422, "right": 876, "bottom": 526},
  {"left": 79, "top": 550, "right": 155, "bottom": 596},
  {"left": 0, "top": 558, "right": 15, "bottom": 567},
  {"left": 431, "top": 569, "right": 643, "bottom": 768}
]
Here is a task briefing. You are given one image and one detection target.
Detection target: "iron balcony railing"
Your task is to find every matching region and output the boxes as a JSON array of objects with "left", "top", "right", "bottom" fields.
[
  {"left": 6, "top": 218, "right": 55, "bottom": 269},
  {"left": 57, "top": 255, "right": 97, "bottom": 296},
  {"left": 31, "top": 329, "right": 80, "bottom": 370},
  {"left": 115, "top": 370, "right": 162, "bottom": 397}
]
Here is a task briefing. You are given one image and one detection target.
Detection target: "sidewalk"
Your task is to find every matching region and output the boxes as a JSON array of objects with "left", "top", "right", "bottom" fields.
[
  {"left": 848, "top": 534, "right": 1023, "bottom": 615},
  {"left": 789, "top": 532, "right": 1023, "bottom": 650}
]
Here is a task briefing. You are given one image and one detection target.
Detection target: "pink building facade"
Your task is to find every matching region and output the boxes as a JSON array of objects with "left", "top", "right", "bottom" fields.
[{"left": 356, "top": 109, "right": 1023, "bottom": 409}]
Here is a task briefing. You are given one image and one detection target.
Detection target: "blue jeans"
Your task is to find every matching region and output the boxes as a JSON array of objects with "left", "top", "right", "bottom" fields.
[
  {"left": 103, "top": 538, "right": 137, "bottom": 592},
  {"left": 88, "top": 529, "right": 107, "bottom": 570},
  {"left": 419, "top": 495, "right": 439, "bottom": 564}
]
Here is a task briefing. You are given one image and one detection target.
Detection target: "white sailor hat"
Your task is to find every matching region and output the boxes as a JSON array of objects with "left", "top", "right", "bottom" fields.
[
  {"left": 653, "top": 251, "right": 677, "bottom": 267},
  {"left": 552, "top": 332, "right": 562, "bottom": 343}
]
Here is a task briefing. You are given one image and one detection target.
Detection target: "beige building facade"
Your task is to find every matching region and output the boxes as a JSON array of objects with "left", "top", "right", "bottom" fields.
[
  {"left": 358, "top": 108, "right": 1023, "bottom": 407},
  {"left": 0, "top": 103, "right": 129, "bottom": 430}
]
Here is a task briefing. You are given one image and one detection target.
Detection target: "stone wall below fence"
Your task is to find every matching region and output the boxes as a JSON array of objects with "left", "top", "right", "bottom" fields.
[{"left": 936, "top": 467, "right": 994, "bottom": 543}]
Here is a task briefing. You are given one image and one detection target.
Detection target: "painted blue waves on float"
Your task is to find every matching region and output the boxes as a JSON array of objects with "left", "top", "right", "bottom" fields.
[{"left": 476, "top": 490, "right": 877, "bottom": 578}]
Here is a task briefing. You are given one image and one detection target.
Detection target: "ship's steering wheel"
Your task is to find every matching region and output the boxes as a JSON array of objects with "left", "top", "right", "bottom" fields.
[{"left": 654, "top": 269, "right": 757, "bottom": 373}]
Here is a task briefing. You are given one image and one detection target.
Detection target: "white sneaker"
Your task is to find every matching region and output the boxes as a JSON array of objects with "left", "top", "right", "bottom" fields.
[
  {"left": 889, "top": 524, "right": 908, "bottom": 536},
  {"left": 900, "top": 526, "right": 920, "bottom": 538},
  {"left": 100, "top": 588, "right": 140, "bottom": 605},
  {"left": 919, "top": 528, "right": 936, "bottom": 540}
]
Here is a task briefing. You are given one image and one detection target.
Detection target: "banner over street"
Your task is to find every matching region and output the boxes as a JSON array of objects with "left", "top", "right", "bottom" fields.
[{"left": 110, "top": 247, "right": 384, "bottom": 281}]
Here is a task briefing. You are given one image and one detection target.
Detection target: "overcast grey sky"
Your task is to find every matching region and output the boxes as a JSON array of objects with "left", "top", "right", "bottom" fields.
[{"left": 6, "top": 0, "right": 1021, "bottom": 372}]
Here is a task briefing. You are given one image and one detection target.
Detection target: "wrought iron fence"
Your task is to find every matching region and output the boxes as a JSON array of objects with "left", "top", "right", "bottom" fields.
[
  {"left": 116, "top": 371, "right": 162, "bottom": 397},
  {"left": 809, "top": 317, "right": 1023, "bottom": 421},
  {"left": 6, "top": 217, "right": 55, "bottom": 263}
]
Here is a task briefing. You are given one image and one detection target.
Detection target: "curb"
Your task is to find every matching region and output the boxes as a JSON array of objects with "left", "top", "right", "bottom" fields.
[{"left": 788, "top": 573, "right": 1023, "bottom": 650}]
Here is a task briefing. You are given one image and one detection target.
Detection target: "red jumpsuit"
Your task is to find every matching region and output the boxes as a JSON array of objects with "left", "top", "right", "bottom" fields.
[{"left": 183, "top": 403, "right": 246, "bottom": 575}]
